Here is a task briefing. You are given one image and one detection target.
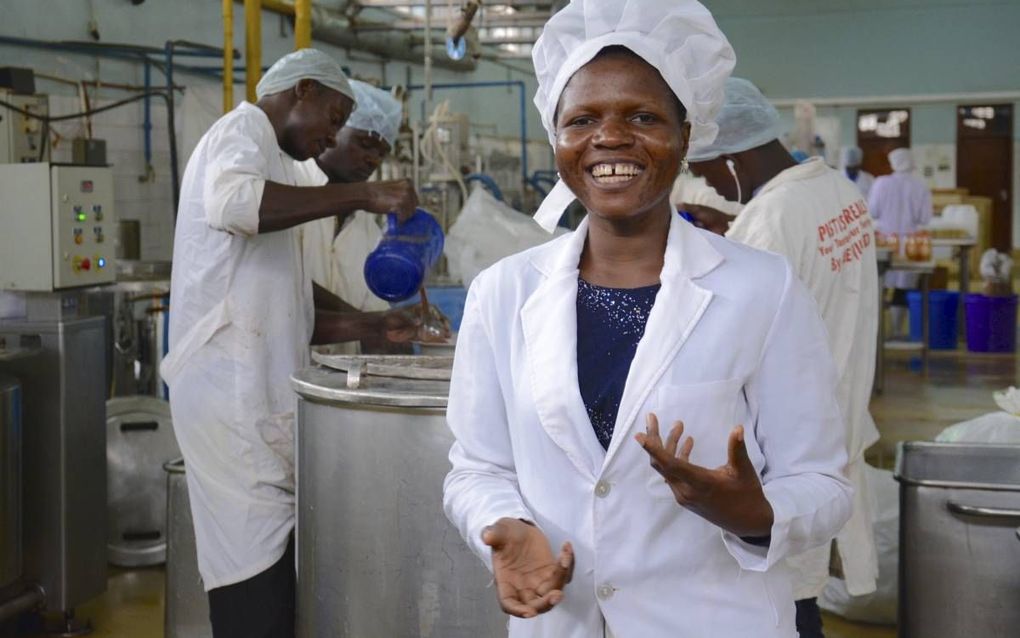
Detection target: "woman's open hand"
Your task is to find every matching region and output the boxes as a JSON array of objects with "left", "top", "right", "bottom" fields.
[
  {"left": 635, "top": 413, "right": 774, "bottom": 538},
  {"left": 482, "top": 518, "right": 574, "bottom": 619}
]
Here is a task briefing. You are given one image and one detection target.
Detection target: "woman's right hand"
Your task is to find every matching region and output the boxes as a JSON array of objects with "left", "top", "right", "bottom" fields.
[{"left": 482, "top": 518, "right": 574, "bottom": 619}]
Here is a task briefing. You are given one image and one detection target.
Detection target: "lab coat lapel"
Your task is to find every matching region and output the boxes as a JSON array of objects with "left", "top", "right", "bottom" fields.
[
  {"left": 521, "top": 218, "right": 605, "bottom": 479},
  {"left": 603, "top": 214, "right": 724, "bottom": 467}
]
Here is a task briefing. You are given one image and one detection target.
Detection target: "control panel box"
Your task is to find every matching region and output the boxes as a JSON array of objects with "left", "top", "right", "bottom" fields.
[
  {"left": 0, "top": 89, "right": 49, "bottom": 163},
  {"left": 0, "top": 163, "right": 116, "bottom": 291}
]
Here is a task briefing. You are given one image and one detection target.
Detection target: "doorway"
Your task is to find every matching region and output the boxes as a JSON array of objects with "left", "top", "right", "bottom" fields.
[
  {"left": 957, "top": 104, "right": 1014, "bottom": 252},
  {"left": 857, "top": 109, "right": 912, "bottom": 177}
]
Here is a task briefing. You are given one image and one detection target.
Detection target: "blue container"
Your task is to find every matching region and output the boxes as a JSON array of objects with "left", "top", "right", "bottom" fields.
[
  {"left": 908, "top": 290, "right": 959, "bottom": 350},
  {"left": 964, "top": 294, "right": 1018, "bottom": 353},
  {"left": 364, "top": 209, "right": 444, "bottom": 303}
]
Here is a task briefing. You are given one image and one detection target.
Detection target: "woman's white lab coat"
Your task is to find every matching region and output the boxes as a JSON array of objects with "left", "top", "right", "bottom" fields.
[{"left": 443, "top": 212, "right": 853, "bottom": 638}]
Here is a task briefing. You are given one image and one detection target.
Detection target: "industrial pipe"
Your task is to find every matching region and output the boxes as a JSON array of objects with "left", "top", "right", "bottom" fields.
[
  {"left": 223, "top": 0, "right": 234, "bottom": 112},
  {"left": 294, "top": 0, "right": 312, "bottom": 49},
  {"left": 446, "top": 1, "right": 481, "bottom": 42},
  {"left": 0, "top": 585, "right": 45, "bottom": 624},
  {"left": 244, "top": 0, "right": 262, "bottom": 102}
]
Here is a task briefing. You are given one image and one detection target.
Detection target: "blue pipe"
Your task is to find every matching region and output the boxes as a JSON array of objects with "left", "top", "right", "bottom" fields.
[
  {"left": 164, "top": 41, "right": 180, "bottom": 211},
  {"left": 405, "top": 80, "right": 530, "bottom": 189},
  {"left": 464, "top": 173, "right": 503, "bottom": 201}
]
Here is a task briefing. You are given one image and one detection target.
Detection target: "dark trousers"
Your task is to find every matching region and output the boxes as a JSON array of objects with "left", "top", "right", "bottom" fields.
[
  {"left": 208, "top": 536, "right": 296, "bottom": 638},
  {"left": 795, "top": 597, "right": 825, "bottom": 638}
]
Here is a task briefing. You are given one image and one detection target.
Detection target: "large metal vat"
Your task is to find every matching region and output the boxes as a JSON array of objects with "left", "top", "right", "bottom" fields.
[
  {"left": 292, "top": 357, "right": 506, "bottom": 638},
  {"left": 895, "top": 442, "right": 1020, "bottom": 637},
  {"left": 163, "top": 459, "right": 212, "bottom": 638},
  {"left": 107, "top": 396, "right": 179, "bottom": 567},
  {"left": 0, "top": 374, "right": 22, "bottom": 589}
]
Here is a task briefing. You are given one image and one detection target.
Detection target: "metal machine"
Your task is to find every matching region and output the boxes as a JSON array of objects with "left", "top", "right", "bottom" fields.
[
  {"left": 0, "top": 162, "right": 117, "bottom": 292},
  {"left": 292, "top": 354, "right": 506, "bottom": 638},
  {"left": 0, "top": 89, "right": 49, "bottom": 164},
  {"left": 0, "top": 161, "right": 115, "bottom": 629}
]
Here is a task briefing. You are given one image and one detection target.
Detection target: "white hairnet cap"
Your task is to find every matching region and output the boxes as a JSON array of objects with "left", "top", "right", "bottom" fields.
[
  {"left": 841, "top": 146, "right": 863, "bottom": 167},
  {"left": 670, "top": 174, "right": 744, "bottom": 217},
  {"left": 889, "top": 148, "right": 916, "bottom": 172},
  {"left": 530, "top": 0, "right": 736, "bottom": 232},
  {"left": 686, "top": 78, "right": 782, "bottom": 162},
  {"left": 344, "top": 80, "right": 402, "bottom": 148},
  {"left": 255, "top": 48, "right": 355, "bottom": 103}
]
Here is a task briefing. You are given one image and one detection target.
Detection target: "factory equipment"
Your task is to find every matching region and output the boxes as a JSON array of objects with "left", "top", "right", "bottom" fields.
[
  {"left": 106, "top": 396, "right": 178, "bottom": 567},
  {"left": 292, "top": 355, "right": 505, "bottom": 638},
  {"left": 0, "top": 89, "right": 49, "bottom": 164},
  {"left": 163, "top": 459, "right": 212, "bottom": 638},
  {"left": 0, "top": 374, "right": 22, "bottom": 591},
  {"left": 0, "top": 163, "right": 117, "bottom": 291},
  {"left": 895, "top": 442, "right": 1020, "bottom": 637},
  {"left": 0, "top": 296, "right": 108, "bottom": 626}
]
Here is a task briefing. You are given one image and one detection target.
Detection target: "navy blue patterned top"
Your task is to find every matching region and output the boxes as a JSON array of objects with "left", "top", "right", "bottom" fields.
[{"left": 576, "top": 278, "right": 661, "bottom": 450}]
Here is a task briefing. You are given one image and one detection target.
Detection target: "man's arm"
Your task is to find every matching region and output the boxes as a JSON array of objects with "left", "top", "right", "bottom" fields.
[
  {"left": 313, "top": 281, "right": 359, "bottom": 313},
  {"left": 258, "top": 180, "right": 416, "bottom": 233}
]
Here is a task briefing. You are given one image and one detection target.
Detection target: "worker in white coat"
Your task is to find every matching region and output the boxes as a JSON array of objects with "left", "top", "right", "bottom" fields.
[
  {"left": 686, "top": 77, "right": 879, "bottom": 638},
  {"left": 841, "top": 146, "right": 875, "bottom": 199},
  {"left": 297, "top": 80, "right": 402, "bottom": 317},
  {"left": 868, "top": 147, "right": 933, "bottom": 337},
  {"left": 442, "top": 3, "right": 852, "bottom": 637},
  {"left": 161, "top": 49, "right": 422, "bottom": 638}
]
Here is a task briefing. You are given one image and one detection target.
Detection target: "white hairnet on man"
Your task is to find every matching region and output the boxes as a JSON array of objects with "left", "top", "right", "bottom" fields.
[
  {"left": 163, "top": 47, "right": 419, "bottom": 638},
  {"left": 530, "top": 0, "right": 735, "bottom": 232},
  {"left": 888, "top": 147, "right": 917, "bottom": 173},
  {"left": 840, "top": 145, "right": 875, "bottom": 198},
  {"left": 687, "top": 75, "right": 882, "bottom": 631},
  {"left": 345, "top": 79, "right": 402, "bottom": 147}
]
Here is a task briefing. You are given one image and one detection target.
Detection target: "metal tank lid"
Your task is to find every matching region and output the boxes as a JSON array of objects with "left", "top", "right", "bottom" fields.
[{"left": 292, "top": 354, "right": 451, "bottom": 408}]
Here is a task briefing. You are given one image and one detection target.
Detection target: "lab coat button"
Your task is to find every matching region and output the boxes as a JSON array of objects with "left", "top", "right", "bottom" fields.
[
  {"left": 597, "top": 584, "right": 614, "bottom": 600},
  {"left": 594, "top": 480, "right": 611, "bottom": 497}
]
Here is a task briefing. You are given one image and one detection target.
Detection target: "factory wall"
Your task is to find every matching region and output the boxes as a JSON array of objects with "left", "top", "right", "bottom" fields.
[{"left": 712, "top": 0, "right": 1020, "bottom": 247}]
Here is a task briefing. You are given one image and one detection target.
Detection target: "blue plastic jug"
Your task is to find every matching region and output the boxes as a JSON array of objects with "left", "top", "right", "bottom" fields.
[{"left": 364, "top": 209, "right": 445, "bottom": 302}]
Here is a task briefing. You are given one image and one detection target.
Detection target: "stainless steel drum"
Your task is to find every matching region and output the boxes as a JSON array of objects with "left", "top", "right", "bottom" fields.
[
  {"left": 895, "top": 442, "right": 1020, "bottom": 637},
  {"left": 163, "top": 459, "right": 212, "bottom": 638},
  {"left": 106, "top": 395, "right": 179, "bottom": 566},
  {"left": 292, "top": 359, "right": 506, "bottom": 638},
  {"left": 0, "top": 374, "right": 22, "bottom": 589}
]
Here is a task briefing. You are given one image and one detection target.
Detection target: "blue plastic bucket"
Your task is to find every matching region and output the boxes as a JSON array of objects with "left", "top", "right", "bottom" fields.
[
  {"left": 908, "top": 290, "right": 959, "bottom": 350},
  {"left": 363, "top": 209, "right": 444, "bottom": 302},
  {"left": 964, "top": 294, "right": 1018, "bottom": 353}
]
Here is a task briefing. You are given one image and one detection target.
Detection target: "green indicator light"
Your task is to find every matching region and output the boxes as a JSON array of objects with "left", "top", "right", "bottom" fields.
[{"left": 76, "top": 213, "right": 87, "bottom": 222}]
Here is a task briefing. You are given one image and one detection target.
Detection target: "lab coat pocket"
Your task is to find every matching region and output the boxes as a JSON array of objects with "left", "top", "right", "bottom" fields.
[{"left": 646, "top": 379, "right": 742, "bottom": 500}]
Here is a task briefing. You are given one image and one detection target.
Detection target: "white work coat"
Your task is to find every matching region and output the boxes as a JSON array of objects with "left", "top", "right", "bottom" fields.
[
  {"left": 295, "top": 159, "right": 388, "bottom": 313},
  {"left": 726, "top": 158, "right": 880, "bottom": 599},
  {"left": 161, "top": 102, "right": 314, "bottom": 590},
  {"left": 443, "top": 211, "right": 853, "bottom": 638},
  {"left": 868, "top": 170, "right": 933, "bottom": 289}
]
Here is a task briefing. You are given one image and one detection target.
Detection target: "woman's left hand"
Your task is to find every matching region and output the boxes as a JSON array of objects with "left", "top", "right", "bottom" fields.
[{"left": 635, "top": 413, "right": 774, "bottom": 538}]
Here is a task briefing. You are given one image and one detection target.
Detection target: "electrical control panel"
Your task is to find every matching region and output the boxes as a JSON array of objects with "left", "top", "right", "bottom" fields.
[
  {"left": 0, "top": 89, "right": 49, "bottom": 163},
  {"left": 0, "top": 163, "right": 116, "bottom": 291}
]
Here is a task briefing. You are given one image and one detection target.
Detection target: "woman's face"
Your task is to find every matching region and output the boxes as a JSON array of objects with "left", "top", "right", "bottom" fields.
[{"left": 555, "top": 51, "right": 689, "bottom": 222}]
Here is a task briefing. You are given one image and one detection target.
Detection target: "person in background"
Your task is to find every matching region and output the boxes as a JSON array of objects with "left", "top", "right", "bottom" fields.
[
  {"left": 161, "top": 49, "right": 421, "bottom": 638},
  {"left": 686, "top": 77, "right": 880, "bottom": 638},
  {"left": 443, "top": 2, "right": 852, "bottom": 636},
  {"left": 297, "top": 80, "right": 401, "bottom": 318},
  {"left": 841, "top": 146, "right": 875, "bottom": 199},
  {"left": 868, "top": 147, "right": 933, "bottom": 338}
]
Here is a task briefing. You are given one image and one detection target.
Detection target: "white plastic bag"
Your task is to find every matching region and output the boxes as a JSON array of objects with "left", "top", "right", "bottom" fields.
[
  {"left": 444, "top": 186, "right": 565, "bottom": 287},
  {"left": 819, "top": 465, "right": 898, "bottom": 625}
]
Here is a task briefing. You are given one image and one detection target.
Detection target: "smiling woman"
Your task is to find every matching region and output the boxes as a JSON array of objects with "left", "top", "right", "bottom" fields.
[{"left": 441, "top": 2, "right": 856, "bottom": 637}]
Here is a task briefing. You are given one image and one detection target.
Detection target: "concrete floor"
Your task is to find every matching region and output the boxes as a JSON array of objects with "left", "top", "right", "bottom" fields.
[{"left": 24, "top": 348, "right": 1019, "bottom": 637}]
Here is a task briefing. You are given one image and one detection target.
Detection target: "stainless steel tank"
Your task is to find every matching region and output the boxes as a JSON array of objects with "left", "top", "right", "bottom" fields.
[
  {"left": 106, "top": 396, "right": 179, "bottom": 567},
  {"left": 896, "top": 442, "right": 1020, "bottom": 637},
  {"left": 0, "top": 374, "right": 22, "bottom": 589},
  {"left": 292, "top": 355, "right": 506, "bottom": 638},
  {"left": 163, "top": 459, "right": 212, "bottom": 638}
]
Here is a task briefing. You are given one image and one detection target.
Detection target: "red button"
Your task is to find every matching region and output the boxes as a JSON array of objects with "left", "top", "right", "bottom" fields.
[{"left": 81, "top": 258, "right": 91, "bottom": 271}]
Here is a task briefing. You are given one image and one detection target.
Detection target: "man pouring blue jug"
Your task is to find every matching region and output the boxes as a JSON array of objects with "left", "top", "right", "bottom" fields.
[{"left": 161, "top": 50, "right": 436, "bottom": 638}]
